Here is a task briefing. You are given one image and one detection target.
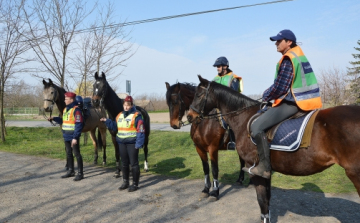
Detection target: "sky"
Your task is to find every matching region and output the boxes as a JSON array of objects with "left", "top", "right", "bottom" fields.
[{"left": 24, "top": 0, "right": 360, "bottom": 97}]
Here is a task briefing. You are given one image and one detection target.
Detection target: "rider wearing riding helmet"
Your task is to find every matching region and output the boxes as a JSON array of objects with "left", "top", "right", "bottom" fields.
[
  {"left": 212, "top": 57, "right": 243, "bottom": 150},
  {"left": 243, "top": 29, "right": 322, "bottom": 179},
  {"left": 213, "top": 56, "right": 243, "bottom": 93}
]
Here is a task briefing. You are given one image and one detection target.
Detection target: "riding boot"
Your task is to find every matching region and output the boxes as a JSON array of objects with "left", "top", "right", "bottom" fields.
[
  {"left": 243, "top": 132, "right": 271, "bottom": 179},
  {"left": 227, "top": 128, "right": 236, "bottom": 150},
  {"left": 61, "top": 157, "right": 74, "bottom": 178},
  {"left": 74, "top": 156, "right": 84, "bottom": 181},
  {"left": 118, "top": 166, "right": 129, "bottom": 190},
  {"left": 128, "top": 165, "right": 140, "bottom": 192}
]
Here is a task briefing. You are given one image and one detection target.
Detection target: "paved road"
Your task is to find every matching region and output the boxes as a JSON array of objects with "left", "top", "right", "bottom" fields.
[
  {"left": 6, "top": 120, "right": 191, "bottom": 132},
  {"left": 0, "top": 151, "right": 359, "bottom": 223}
]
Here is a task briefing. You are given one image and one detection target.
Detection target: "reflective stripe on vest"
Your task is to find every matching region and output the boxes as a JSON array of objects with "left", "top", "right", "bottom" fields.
[
  {"left": 213, "top": 72, "right": 243, "bottom": 93},
  {"left": 116, "top": 112, "right": 138, "bottom": 139},
  {"left": 273, "top": 46, "right": 322, "bottom": 111},
  {"left": 62, "top": 106, "right": 78, "bottom": 131}
]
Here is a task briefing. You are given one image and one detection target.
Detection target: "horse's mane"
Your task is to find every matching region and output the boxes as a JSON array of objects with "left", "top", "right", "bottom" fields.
[
  {"left": 211, "top": 81, "right": 260, "bottom": 110},
  {"left": 101, "top": 78, "right": 124, "bottom": 120},
  {"left": 166, "top": 82, "right": 196, "bottom": 108}
]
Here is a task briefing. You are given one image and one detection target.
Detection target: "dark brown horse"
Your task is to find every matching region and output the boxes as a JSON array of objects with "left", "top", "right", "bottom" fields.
[
  {"left": 165, "top": 82, "right": 247, "bottom": 201},
  {"left": 92, "top": 72, "right": 150, "bottom": 174},
  {"left": 187, "top": 75, "right": 360, "bottom": 223},
  {"left": 42, "top": 79, "right": 108, "bottom": 165}
]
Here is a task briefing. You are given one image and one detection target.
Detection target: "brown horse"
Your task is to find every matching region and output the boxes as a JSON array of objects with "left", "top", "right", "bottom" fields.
[
  {"left": 42, "top": 79, "right": 108, "bottom": 165},
  {"left": 165, "top": 82, "right": 247, "bottom": 201},
  {"left": 187, "top": 75, "right": 360, "bottom": 223}
]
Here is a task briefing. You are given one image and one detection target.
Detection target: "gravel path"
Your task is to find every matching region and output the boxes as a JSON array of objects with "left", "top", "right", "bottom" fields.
[{"left": 0, "top": 151, "right": 359, "bottom": 223}]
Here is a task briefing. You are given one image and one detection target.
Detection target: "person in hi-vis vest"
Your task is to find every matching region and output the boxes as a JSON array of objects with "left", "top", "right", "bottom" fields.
[
  {"left": 49, "top": 92, "right": 85, "bottom": 181},
  {"left": 243, "top": 29, "right": 322, "bottom": 179},
  {"left": 212, "top": 56, "right": 243, "bottom": 151},
  {"left": 100, "top": 95, "right": 145, "bottom": 192}
]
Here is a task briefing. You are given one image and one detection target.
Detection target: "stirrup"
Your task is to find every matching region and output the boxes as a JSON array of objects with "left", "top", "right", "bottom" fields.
[{"left": 227, "top": 141, "right": 236, "bottom": 150}]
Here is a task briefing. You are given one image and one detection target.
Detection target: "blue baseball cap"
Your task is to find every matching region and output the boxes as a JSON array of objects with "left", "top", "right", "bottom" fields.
[{"left": 270, "top": 29, "right": 296, "bottom": 42}]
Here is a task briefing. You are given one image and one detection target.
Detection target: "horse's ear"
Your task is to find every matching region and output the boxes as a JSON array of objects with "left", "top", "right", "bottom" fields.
[
  {"left": 42, "top": 79, "right": 47, "bottom": 85},
  {"left": 165, "top": 82, "right": 170, "bottom": 90},
  {"left": 95, "top": 72, "right": 99, "bottom": 80},
  {"left": 48, "top": 79, "right": 53, "bottom": 85},
  {"left": 177, "top": 82, "right": 181, "bottom": 89},
  {"left": 198, "top": 75, "right": 208, "bottom": 85},
  {"left": 101, "top": 72, "right": 106, "bottom": 80}
]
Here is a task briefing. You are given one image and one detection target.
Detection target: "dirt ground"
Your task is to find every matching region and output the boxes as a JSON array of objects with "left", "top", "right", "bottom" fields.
[{"left": 1, "top": 151, "right": 359, "bottom": 223}]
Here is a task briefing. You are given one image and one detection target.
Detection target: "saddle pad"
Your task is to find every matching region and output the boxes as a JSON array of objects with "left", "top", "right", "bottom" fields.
[{"left": 269, "top": 110, "right": 317, "bottom": 151}]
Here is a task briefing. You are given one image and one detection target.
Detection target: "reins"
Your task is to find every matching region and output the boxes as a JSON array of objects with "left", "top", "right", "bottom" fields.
[{"left": 190, "top": 81, "right": 260, "bottom": 124}]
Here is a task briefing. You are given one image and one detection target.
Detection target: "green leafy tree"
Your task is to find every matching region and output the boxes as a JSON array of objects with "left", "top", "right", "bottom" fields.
[{"left": 347, "top": 40, "right": 360, "bottom": 103}]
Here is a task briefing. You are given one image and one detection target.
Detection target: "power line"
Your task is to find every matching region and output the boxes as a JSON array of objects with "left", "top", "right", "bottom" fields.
[
  {"left": 1, "top": 0, "right": 293, "bottom": 46},
  {"left": 76, "top": 0, "right": 293, "bottom": 34}
]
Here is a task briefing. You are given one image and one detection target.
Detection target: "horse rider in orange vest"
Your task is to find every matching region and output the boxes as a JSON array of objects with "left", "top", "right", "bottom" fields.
[{"left": 243, "top": 30, "right": 322, "bottom": 179}]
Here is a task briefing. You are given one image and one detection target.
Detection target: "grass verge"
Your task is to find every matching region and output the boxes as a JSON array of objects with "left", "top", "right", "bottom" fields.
[{"left": 0, "top": 127, "right": 356, "bottom": 194}]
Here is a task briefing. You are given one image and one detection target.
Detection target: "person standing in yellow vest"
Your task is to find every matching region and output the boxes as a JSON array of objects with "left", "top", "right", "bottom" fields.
[
  {"left": 243, "top": 29, "right": 322, "bottom": 179},
  {"left": 100, "top": 95, "right": 145, "bottom": 192},
  {"left": 212, "top": 56, "right": 243, "bottom": 150},
  {"left": 49, "top": 92, "right": 85, "bottom": 181}
]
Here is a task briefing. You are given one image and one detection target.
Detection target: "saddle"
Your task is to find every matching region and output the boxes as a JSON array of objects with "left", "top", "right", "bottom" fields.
[{"left": 247, "top": 108, "right": 320, "bottom": 149}]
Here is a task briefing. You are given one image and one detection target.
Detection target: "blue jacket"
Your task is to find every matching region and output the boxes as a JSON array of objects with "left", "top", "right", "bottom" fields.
[
  {"left": 53, "top": 101, "right": 84, "bottom": 141},
  {"left": 104, "top": 106, "right": 145, "bottom": 149}
]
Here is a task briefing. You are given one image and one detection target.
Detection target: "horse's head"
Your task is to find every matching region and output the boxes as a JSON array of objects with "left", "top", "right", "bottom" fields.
[
  {"left": 165, "top": 82, "right": 187, "bottom": 129},
  {"left": 42, "top": 79, "right": 58, "bottom": 112},
  {"left": 187, "top": 75, "right": 216, "bottom": 123},
  {"left": 92, "top": 72, "right": 108, "bottom": 108}
]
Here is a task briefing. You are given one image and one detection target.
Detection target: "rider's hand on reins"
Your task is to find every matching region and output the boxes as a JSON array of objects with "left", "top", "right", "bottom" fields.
[
  {"left": 47, "top": 117, "right": 53, "bottom": 121},
  {"left": 100, "top": 118, "right": 106, "bottom": 122}
]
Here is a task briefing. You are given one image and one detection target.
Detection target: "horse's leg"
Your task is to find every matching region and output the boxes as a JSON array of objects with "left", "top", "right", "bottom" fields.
[
  {"left": 208, "top": 149, "right": 220, "bottom": 201},
  {"left": 236, "top": 156, "right": 245, "bottom": 185},
  {"left": 89, "top": 129, "right": 98, "bottom": 165},
  {"left": 251, "top": 175, "right": 271, "bottom": 223},
  {"left": 195, "top": 146, "right": 211, "bottom": 198},
  {"left": 143, "top": 132, "right": 149, "bottom": 172},
  {"left": 344, "top": 167, "right": 360, "bottom": 196},
  {"left": 112, "top": 134, "right": 121, "bottom": 178}
]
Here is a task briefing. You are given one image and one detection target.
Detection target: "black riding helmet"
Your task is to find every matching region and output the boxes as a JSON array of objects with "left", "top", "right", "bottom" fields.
[{"left": 213, "top": 57, "right": 229, "bottom": 67}]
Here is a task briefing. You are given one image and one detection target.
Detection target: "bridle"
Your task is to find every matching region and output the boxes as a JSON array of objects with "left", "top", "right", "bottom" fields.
[
  {"left": 43, "top": 85, "right": 58, "bottom": 126},
  {"left": 190, "top": 81, "right": 212, "bottom": 120},
  {"left": 93, "top": 81, "right": 108, "bottom": 108},
  {"left": 170, "top": 90, "right": 190, "bottom": 127}
]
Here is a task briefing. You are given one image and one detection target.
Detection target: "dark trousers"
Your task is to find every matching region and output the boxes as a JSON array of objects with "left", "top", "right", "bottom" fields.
[
  {"left": 64, "top": 140, "right": 83, "bottom": 173},
  {"left": 119, "top": 143, "right": 139, "bottom": 168},
  {"left": 250, "top": 101, "right": 300, "bottom": 138}
]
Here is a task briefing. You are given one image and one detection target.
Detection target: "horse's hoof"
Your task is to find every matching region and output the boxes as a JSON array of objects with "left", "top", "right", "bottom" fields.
[
  {"left": 236, "top": 179, "right": 244, "bottom": 185},
  {"left": 102, "top": 162, "right": 106, "bottom": 166},
  {"left": 93, "top": 161, "right": 97, "bottom": 165},
  {"left": 113, "top": 170, "right": 121, "bottom": 178},
  {"left": 200, "top": 192, "right": 209, "bottom": 198},
  {"left": 144, "top": 168, "right": 149, "bottom": 172},
  {"left": 113, "top": 173, "right": 120, "bottom": 178}
]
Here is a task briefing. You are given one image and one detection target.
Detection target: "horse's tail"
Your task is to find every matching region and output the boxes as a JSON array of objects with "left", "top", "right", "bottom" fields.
[
  {"left": 97, "top": 127, "right": 103, "bottom": 152},
  {"left": 135, "top": 106, "right": 150, "bottom": 172}
]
